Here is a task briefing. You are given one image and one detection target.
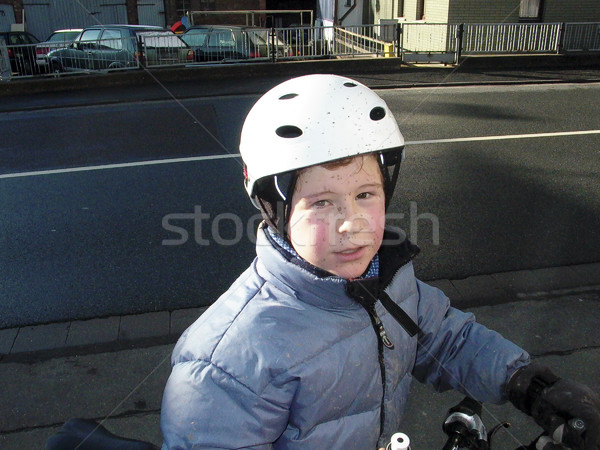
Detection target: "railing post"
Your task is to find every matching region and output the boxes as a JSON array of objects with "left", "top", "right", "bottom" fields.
[
  {"left": 557, "top": 22, "right": 566, "bottom": 54},
  {"left": 456, "top": 23, "right": 464, "bottom": 64},
  {"left": 270, "top": 27, "right": 276, "bottom": 62},
  {"left": 0, "top": 39, "right": 12, "bottom": 81},
  {"left": 397, "top": 23, "right": 404, "bottom": 61}
]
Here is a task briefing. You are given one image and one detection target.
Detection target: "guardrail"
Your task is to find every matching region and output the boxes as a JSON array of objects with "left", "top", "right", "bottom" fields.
[
  {"left": 462, "top": 23, "right": 561, "bottom": 54},
  {"left": 1, "top": 33, "right": 194, "bottom": 81},
  {"left": 562, "top": 22, "right": 600, "bottom": 52},
  {"left": 331, "top": 25, "right": 392, "bottom": 58},
  {"left": 278, "top": 26, "right": 329, "bottom": 59},
  {"left": 398, "top": 23, "right": 459, "bottom": 63},
  {"left": 2, "top": 21, "right": 600, "bottom": 80},
  {"left": 0, "top": 40, "right": 39, "bottom": 79}
]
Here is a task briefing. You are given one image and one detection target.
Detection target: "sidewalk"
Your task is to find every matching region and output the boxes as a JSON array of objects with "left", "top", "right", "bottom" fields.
[
  {"left": 1, "top": 263, "right": 599, "bottom": 448},
  {"left": 2, "top": 55, "right": 600, "bottom": 114}
]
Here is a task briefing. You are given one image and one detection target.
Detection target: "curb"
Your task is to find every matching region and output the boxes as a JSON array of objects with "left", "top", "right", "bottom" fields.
[
  {"left": 429, "top": 262, "right": 600, "bottom": 310},
  {"left": 2, "top": 262, "right": 599, "bottom": 362},
  {"left": 2, "top": 53, "right": 600, "bottom": 98}
]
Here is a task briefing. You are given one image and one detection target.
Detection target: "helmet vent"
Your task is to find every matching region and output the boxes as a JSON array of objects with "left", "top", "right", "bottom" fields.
[
  {"left": 370, "top": 106, "right": 386, "bottom": 121},
  {"left": 343, "top": 82, "right": 357, "bottom": 87},
  {"left": 279, "top": 93, "right": 298, "bottom": 100},
  {"left": 276, "top": 125, "right": 303, "bottom": 138}
]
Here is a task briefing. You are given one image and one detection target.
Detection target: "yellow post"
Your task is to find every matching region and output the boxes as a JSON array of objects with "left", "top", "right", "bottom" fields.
[{"left": 383, "top": 43, "right": 394, "bottom": 58}]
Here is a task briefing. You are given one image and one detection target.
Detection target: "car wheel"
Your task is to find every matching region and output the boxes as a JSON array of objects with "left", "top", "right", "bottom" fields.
[
  {"left": 108, "top": 62, "right": 124, "bottom": 70},
  {"left": 49, "top": 60, "right": 63, "bottom": 75}
]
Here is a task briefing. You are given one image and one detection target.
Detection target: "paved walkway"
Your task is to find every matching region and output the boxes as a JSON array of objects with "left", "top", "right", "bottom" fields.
[{"left": 2, "top": 263, "right": 600, "bottom": 361}]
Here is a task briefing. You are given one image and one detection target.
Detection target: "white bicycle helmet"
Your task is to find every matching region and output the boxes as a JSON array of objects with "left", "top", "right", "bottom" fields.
[{"left": 239, "top": 74, "right": 405, "bottom": 233}]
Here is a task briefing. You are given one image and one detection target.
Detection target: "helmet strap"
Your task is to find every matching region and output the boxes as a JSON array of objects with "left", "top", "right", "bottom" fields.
[
  {"left": 254, "top": 172, "right": 297, "bottom": 240},
  {"left": 378, "top": 148, "right": 404, "bottom": 209}
]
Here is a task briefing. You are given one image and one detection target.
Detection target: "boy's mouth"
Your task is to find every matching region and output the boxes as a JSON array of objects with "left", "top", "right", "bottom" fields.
[{"left": 335, "top": 246, "right": 366, "bottom": 262}]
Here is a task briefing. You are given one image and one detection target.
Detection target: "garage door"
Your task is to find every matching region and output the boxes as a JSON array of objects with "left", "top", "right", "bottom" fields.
[
  {"left": 0, "top": 4, "right": 16, "bottom": 32},
  {"left": 138, "top": 0, "right": 166, "bottom": 28},
  {"left": 23, "top": 0, "right": 128, "bottom": 42}
]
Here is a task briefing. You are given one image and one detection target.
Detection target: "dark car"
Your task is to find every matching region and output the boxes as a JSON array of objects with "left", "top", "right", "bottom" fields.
[
  {"left": 0, "top": 31, "right": 41, "bottom": 75},
  {"left": 48, "top": 24, "right": 194, "bottom": 72},
  {"left": 181, "top": 25, "right": 291, "bottom": 62}
]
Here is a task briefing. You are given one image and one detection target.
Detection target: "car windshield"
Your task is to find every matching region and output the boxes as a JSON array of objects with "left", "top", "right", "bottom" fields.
[
  {"left": 6, "top": 33, "right": 39, "bottom": 44},
  {"left": 47, "top": 31, "right": 81, "bottom": 42},
  {"left": 249, "top": 29, "right": 287, "bottom": 46},
  {"left": 137, "top": 31, "right": 186, "bottom": 48},
  {"left": 209, "top": 30, "right": 236, "bottom": 46},
  {"left": 181, "top": 29, "right": 208, "bottom": 47}
]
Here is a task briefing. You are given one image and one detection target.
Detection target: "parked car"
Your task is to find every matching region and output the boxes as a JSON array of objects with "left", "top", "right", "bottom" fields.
[
  {"left": 181, "top": 25, "right": 292, "bottom": 62},
  {"left": 47, "top": 25, "right": 194, "bottom": 72},
  {"left": 35, "top": 29, "right": 82, "bottom": 71},
  {"left": 0, "top": 31, "right": 41, "bottom": 75}
]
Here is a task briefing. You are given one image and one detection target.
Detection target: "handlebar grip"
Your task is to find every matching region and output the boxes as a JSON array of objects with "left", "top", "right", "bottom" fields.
[
  {"left": 442, "top": 397, "right": 488, "bottom": 450},
  {"left": 449, "top": 396, "right": 483, "bottom": 417}
]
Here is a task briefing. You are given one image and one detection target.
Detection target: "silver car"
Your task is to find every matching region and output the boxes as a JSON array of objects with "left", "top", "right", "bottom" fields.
[
  {"left": 35, "top": 29, "right": 83, "bottom": 70},
  {"left": 48, "top": 25, "right": 194, "bottom": 72}
]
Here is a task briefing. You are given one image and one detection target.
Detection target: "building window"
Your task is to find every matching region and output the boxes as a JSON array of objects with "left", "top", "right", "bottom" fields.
[
  {"left": 520, "top": 0, "right": 543, "bottom": 22},
  {"left": 416, "top": 0, "right": 424, "bottom": 20}
]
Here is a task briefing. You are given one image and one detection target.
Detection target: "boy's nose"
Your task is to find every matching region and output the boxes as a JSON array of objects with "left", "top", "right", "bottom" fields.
[
  {"left": 338, "top": 218, "right": 358, "bottom": 234},
  {"left": 337, "top": 211, "right": 368, "bottom": 234}
]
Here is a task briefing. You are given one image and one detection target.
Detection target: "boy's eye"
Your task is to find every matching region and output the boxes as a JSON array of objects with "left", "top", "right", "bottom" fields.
[
  {"left": 313, "top": 200, "right": 329, "bottom": 207},
  {"left": 357, "top": 192, "right": 373, "bottom": 199}
]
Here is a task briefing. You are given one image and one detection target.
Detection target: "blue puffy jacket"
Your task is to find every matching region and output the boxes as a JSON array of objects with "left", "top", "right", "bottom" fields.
[{"left": 161, "top": 226, "right": 529, "bottom": 449}]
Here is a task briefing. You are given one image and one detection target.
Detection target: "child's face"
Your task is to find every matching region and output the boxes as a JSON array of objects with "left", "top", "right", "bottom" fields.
[{"left": 287, "top": 155, "right": 386, "bottom": 279}]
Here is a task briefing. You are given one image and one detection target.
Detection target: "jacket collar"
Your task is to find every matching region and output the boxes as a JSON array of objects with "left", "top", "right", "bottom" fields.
[{"left": 254, "top": 224, "right": 419, "bottom": 309}]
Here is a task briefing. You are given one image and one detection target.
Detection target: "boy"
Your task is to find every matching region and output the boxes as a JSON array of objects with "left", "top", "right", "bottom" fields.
[{"left": 161, "top": 75, "right": 599, "bottom": 449}]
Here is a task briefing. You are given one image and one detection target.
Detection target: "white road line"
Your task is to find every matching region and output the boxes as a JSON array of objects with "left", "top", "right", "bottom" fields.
[
  {"left": 405, "top": 129, "right": 600, "bottom": 146},
  {"left": 2, "top": 129, "right": 600, "bottom": 180},
  {"left": 0, "top": 153, "right": 241, "bottom": 180}
]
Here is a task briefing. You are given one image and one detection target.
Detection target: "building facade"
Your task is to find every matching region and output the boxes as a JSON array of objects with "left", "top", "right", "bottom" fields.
[
  {"left": 0, "top": 0, "right": 275, "bottom": 39},
  {"left": 1, "top": 0, "right": 598, "bottom": 40},
  {"left": 362, "top": 0, "right": 600, "bottom": 26}
]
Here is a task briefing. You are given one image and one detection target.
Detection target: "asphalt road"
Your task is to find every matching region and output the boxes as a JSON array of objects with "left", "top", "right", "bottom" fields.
[{"left": 1, "top": 82, "right": 600, "bottom": 328}]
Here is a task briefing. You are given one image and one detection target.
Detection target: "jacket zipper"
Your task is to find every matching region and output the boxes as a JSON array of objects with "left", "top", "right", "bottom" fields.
[{"left": 364, "top": 304, "right": 394, "bottom": 443}]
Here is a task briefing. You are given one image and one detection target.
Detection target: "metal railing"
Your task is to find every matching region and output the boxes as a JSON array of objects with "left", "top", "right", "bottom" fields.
[
  {"left": 181, "top": 28, "right": 294, "bottom": 65},
  {"left": 461, "top": 22, "right": 561, "bottom": 54},
  {"left": 3, "top": 21, "right": 600, "bottom": 80},
  {"left": 278, "top": 26, "right": 329, "bottom": 59},
  {"left": 8, "top": 33, "right": 194, "bottom": 80},
  {"left": 562, "top": 22, "right": 600, "bottom": 52},
  {"left": 0, "top": 40, "right": 39, "bottom": 79},
  {"left": 398, "top": 23, "right": 459, "bottom": 63},
  {"left": 330, "top": 25, "right": 393, "bottom": 58}
]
